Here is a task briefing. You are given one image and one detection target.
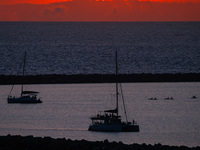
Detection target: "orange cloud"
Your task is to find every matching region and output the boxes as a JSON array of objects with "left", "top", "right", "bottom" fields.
[
  {"left": 0, "top": 0, "right": 200, "bottom": 21},
  {"left": 1, "top": 0, "right": 200, "bottom": 5},
  {"left": 0, "top": 0, "right": 72, "bottom": 5},
  {"left": 139, "top": 0, "right": 200, "bottom": 3},
  {"left": 138, "top": 0, "right": 200, "bottom": 3}
]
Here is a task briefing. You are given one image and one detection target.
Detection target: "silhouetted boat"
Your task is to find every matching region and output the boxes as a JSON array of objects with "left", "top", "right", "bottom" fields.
[
  {"left": 164, "top": 97, "right": 174, "bottom": 100},
  {"left": 148, "top": 97, "right": 157, "bottom": 100},
  {"left": 191, "top": 96, "right": 197, "bottom": 99},
  {"left": 7, "top": 52, "right": 42, "bottom": 104},
  {"left": 88, "top": 51, "right": 139, "bottom": 132}
]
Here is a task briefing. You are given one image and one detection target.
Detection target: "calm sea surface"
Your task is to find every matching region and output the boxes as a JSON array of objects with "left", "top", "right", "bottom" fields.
[
  {"left": 0, "top": 22, "right": 200, "bottom": 75},
  {"left": 0, "top": 82, "right": 200, "bottom": 147}
]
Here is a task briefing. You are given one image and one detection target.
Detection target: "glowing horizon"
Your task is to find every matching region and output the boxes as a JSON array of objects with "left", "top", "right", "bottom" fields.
[
  {"left": 0, "top": 0, "right": 72, "bottom": 5},
  {"left": 1, "top": 0, "right": 200, "bottom": 5},
  {"left": 0, "top": 0, "right": 199, "bottom": 21},
  {"left": 139, "top": 0, "right": 200, "bottom": 3}
]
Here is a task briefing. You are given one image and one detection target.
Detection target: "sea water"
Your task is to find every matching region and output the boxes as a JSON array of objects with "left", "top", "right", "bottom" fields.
[
  {"left": 0, "top": 82, "right": 200, "bottom": 147},
  {"left": 0, "top": 22, "right": 200, "bottom": 75}
]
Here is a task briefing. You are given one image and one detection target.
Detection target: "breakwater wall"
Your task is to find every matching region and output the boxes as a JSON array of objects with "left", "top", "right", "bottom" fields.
[{"left": 0, "top": 73, "right": 200, "bottom": 85}]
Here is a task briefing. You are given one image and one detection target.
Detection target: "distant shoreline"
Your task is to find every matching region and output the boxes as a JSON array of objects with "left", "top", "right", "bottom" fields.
[
  {"left": 0, "top": 73, "right": 199, "bottom": 85},
  {"left": 0, "top": 135, "right": 199, "bottom": 150}
]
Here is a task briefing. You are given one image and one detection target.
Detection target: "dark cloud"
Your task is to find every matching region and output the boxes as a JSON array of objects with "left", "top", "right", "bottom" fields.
[
  {"left": 112, "top": 8, "right": 117, "bottom": 15},
  {"left": 44, "top": 6, "right": 65, "bottom": 16}
]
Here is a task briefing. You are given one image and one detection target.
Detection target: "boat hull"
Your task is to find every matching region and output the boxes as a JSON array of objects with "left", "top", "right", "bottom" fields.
[
  {"left": 7, "top": 97, "right": 42, "bottom": 104},
  {"left": 88, "top": 124, "right": 139, "bottom": 132}
]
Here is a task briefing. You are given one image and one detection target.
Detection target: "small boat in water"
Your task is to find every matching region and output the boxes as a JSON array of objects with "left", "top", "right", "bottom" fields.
[
  {"left": 164, "top": 97, "right": 174, "bottom": 100},
  {"left": 7, "top": 91, "right": 42, "bottom": 104},
  {"left": 88, "top": 51, "right": 139, "bottom": 132},
  {"left": 7, "top": 52, "right": 42, "bottom": 104},
  {"left": 148, "top": 97, "right": 157, "bottom": 100},
  {"left": 191, "top": 96, "right": 197, "bottom": 99}
]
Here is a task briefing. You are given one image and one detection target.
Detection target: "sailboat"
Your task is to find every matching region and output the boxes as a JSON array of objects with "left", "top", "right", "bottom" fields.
[
  {"left": 88, "top": 51, "right": 139, "bottom": 132},
  {"left": 7, "top": 52, "right": 42, "bottom": 104}
]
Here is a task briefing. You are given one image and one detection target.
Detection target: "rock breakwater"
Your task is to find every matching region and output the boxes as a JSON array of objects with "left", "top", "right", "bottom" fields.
[
  {"left": 0, "top": 135, "right": 199, "bottom": 150},
  {"left": 0, "top": 73, "right": 200, "bottom": 85}
]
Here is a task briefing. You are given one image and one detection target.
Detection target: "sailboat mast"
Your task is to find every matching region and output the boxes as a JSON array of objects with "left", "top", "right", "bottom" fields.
[
  {"left": 21, "top": 52, "right": 26, "bottom": 97},
  {"left": 115, "top": 51, "right": 119, "bottom": 117}
]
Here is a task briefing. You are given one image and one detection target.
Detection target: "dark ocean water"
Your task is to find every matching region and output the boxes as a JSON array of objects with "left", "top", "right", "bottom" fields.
[{"left": 0, "top": 22, "right": 200, "bottom": 75}]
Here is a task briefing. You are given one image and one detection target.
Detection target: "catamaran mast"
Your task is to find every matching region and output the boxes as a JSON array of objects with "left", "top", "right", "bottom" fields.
[
  {"left": 115, "top": 51, "right": 129, "bottom": 122},
  {"left": 21, "top": 51, "right": 26, "bottom": 97},
  {"left": 115, "top": 51, "right": 119, "bottom": 117}
]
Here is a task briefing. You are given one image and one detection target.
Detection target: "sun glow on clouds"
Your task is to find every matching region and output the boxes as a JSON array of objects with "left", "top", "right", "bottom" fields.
[
  {"left": 0, "top": 0, "right": 72, "bottom": 5},
  {"left": 139, "top": 0, "right": 200, "bottom": 3},
  {"left": 95, "top": 0, "right": 113, "bottom": 1},
  {"left": 0, "top": 0, "right": 200, "bottom": 21},
  {"left": 1, "top": 0, "right": 200, "bottom": 5}
]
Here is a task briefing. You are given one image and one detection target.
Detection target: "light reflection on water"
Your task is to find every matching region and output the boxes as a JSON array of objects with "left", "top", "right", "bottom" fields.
[{"left": 0, "top": 82, "right": 200, "bottom": 147}]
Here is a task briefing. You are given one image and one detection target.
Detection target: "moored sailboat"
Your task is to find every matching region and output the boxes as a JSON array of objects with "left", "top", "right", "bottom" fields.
[
  {"left": 7, "top": 52, "right": 42, "bottom": 104},
  {"left": 88, "top": 51, "right": 139, "bottom": 132}
]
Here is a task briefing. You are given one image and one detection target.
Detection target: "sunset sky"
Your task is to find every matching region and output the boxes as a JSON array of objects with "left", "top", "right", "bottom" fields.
[{"left": 0, "top": 0, "right": 200, "bottom": 21}]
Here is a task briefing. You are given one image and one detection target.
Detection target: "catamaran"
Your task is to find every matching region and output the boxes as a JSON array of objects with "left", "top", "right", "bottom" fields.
[
  {"left": 88, "top": 51, "right": 139, "bottom": 132},
  {"left": 7, "top": 52, "right": 42, "bottom": 104}
]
